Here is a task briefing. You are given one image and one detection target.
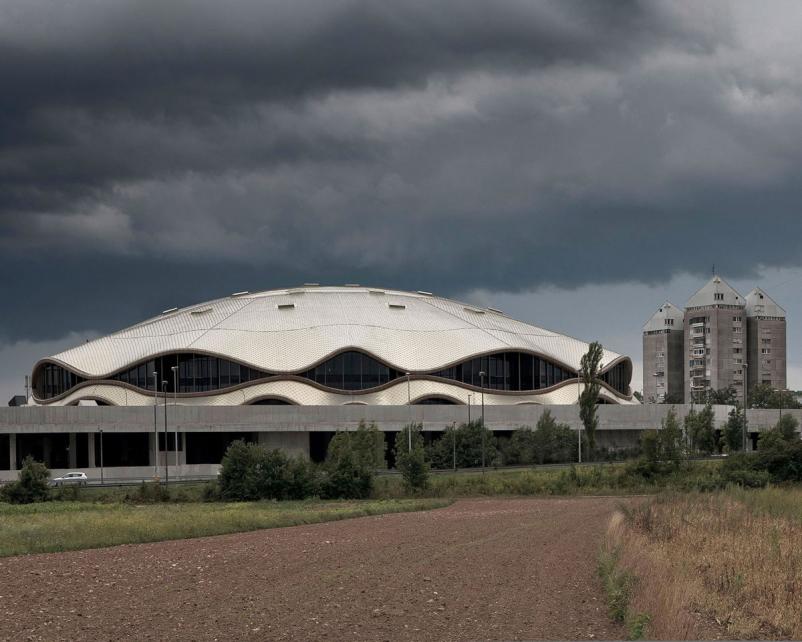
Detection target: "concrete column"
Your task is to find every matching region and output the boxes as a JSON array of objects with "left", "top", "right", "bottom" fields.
[
  {"left": 178, "top": 433, "right": 187, "bottom": 466},
  {"left": 148, "top": 431, "right": 158, "bottom": 469},
  {"left": 9, "top": 433, "right": 16, "bottom": 471},
  {"left": 68, "top": 432, "right": 77, "bottom": 469},
  {"left": 87, "top": 432, "right": 96, "bottom": 468}
]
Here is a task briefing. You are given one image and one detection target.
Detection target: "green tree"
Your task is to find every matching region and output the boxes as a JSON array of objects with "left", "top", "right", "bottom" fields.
[
  {"left": 427, "top": 421, "right": 498, "bottom": 469},
  {"left": 707, "top": 386, "right": 738, "bottom": 405},
  {"left": 660, "top": 407, "right": 684, "bottom": 463},
  {"left": 722, "top": 406, "right": 745, "bottom": 452},
  {"left": 327, "top": 421, "right": 386, "bottom": 470},
  {"left": 0, "top": 456, "right": 51, "bottom": 504},
  {"left": 579, "top": 341, "right": 604, "bottom": 458},
  {"left": 219, "top": 440, "right": 262, "bottom": 501},
  {"left": 532, "top": 410, "right": 576, "bottom": 464},
  {"left": 686, "top": 404, "right": 716, "bottom": 455},
  {"left": 773, "top": 414, "right": 799, "bottom": 441},
  {"left": 502, "top": 426, "right": 536, "bottom": 465},
  {"left": 749, "top": 385, "right": 801, "bottom": 409},
  {"left": 322, "top": 442, "right": 374, "bottom": 499},
  {"left": 395, "top": 423, "right": 429, "bottom": 491}
]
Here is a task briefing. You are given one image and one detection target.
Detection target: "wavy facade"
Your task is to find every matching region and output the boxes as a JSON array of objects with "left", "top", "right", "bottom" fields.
[{"left": 31, "top": 286, "right": 636, "bottom": 406}]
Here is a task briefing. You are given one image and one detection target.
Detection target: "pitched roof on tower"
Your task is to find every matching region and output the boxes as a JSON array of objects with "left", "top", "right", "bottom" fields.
[
  {"left": 642, "top": 301, "right": 684, "bottom": 332},
  {"left": 685, "top": 275, "right": 744, "bottom": 309},
  {"left": 745, "top": 288, "right": 786, "bottom": 318}
]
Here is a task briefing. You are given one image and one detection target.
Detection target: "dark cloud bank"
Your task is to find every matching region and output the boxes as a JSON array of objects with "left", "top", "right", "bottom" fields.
[{"left": 2, "top": 0, "right": 802, "bottom": 343}]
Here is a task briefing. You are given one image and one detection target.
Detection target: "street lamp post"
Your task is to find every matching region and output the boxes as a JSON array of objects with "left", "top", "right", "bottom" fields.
[
  {"left": 743, "top": 362, "right": 749, "bottom": 451},
  {"left": 406, "top": 372, "right": 412, "bottom": 453},
  {"left": 467, "top": 393, "right": 472, "bottom": 424},
  {"left": 152, "top": 371, "right": 158, "bottom": 477},
  {"left": 577, "top": 369, "right": 582, "bottom": 464},
  {"left": 479, "top": 370, "right": 486, "bottom": 474},
  {"left": 99, "top": 428, "right": 104, "bottom": 486},
  {"left": 452, "top": 422, "right": 456, "bottom": 471},
  {"left": 171, "top": 365, "right": 179, "bottom": 474},
  {"left": 162, "top": 380, "right": 169, "bottom": 485}
]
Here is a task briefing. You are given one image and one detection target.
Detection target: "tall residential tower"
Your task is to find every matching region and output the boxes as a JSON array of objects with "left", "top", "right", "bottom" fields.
[
  {"left": 642, "top": 302, "right": 684, "bottom": 403},
  {"left": 642, "top": 275, "right": 787, "bottom": 403},
  {"left": 745, "top": 288, "right": 787, "bottom": 393}
]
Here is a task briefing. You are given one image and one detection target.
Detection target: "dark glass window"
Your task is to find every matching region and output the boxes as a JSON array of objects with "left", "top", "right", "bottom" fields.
[{"left": 34, "top": 349, "right": 626, "bottom": 400}]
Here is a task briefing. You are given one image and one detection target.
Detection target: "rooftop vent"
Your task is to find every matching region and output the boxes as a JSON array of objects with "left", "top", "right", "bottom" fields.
[
  {"left": 231, "top": 291, "right": 249, "bottom": 297},
  {"left": 487, "top": 307, "right": 504, "bottom": 314},
  {"left": 464, "top": 306, "right": 485, "bottom": 314},
  {"left": 388, "top": 302, "right": 406, "bottom": 309},
  {"left": 191, "top": 307, "right": 213, "bottom": 316},
  {"left": 416, "top": 290, "right": 433, "bottom": 296},
  {"left": 161, "top": 307, "right": 178, "bottom": 314},
  {"left": 344, "top": 283, "right": 361, "bottom": 287},
  {"left": 277, "top": 303, "right": 295, "bottom": 310},
  {"left": 368, "top": 289, "right": 385, "bottom": 295}
]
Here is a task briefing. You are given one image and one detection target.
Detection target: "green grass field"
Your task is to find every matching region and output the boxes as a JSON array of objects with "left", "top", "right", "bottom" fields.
[{"left": 0, "top": 498, "right": 451, "bottom": 557}]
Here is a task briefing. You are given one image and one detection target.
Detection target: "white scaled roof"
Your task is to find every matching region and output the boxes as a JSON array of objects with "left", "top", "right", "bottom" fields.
[
  {"left": 745, "top": 288, "right": 785, "bottom": 318},
  {"left": 685, "top": 275, "right": 744, "bottom": 309},
  {"left": 43, "top": 286, "right": 629, "bottom": 378}
]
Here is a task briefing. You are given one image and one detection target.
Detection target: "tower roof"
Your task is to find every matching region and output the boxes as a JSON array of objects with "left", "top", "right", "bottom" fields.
[
  {"left": 643, "top": 301, "right": 684, "bottom": 332},
  {"left": 685, "top": 275, "right": 744, "bottom": 309},
  {"left": 745, "top": 288, "right": 786, "bottom": 318}
]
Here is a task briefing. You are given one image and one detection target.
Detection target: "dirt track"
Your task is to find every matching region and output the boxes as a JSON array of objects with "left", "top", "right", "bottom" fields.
[{"left": 0, "top": 498, "right": 625, "bottom": 640}]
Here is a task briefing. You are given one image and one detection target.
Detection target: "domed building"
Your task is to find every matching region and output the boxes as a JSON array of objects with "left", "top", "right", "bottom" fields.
[{"left": 31, "top": 285, "right": 635, "bottom": 407}]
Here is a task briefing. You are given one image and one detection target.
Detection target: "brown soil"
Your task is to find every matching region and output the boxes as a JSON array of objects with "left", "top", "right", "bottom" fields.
[{"left": 0, "top": 498, "right": 625, "bottom": 641}]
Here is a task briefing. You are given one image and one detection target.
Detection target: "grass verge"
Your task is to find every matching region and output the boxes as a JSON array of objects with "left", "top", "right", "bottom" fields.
[
  {"left": 598, "top": 515, "right": 651, "bottom": 640},
  {"left": 0, "top": 498, "right": 451, "bottom": 557},
  {"left": 604, "top": 487, "right": 802, "bottom": 639},
  {"left": 373, "top": 460, "right": 724, "bottom": 498}
]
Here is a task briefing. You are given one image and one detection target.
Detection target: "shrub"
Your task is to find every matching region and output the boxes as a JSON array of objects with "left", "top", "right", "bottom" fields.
[
  {"left": 395, "top": 423, "right": 429, "bottom": 492},
  {"left": 0, "top": 456, "right": 51, "bottom": 504},
  {"left": 219, "top": 440, "right": 263, "bottom": 501},
  {"left": 721, "top": 466, "right": 770, "bottom": 488},
  {"left": 254, "top": 448, "right": 293, "bottom": 500},
  {"left": 723, "top": 407, "right": 746, "bottom": 452},
  {"left": 501, "top": 426, "right": 535, "bottom": 465},
  {"left": 285, "top": 455, "right": 320, "bottom": 499},
  {"left": 685, "top": 404, "right": 716, "bottom": 455},
  {"left": 125, "top": 480, "right": 171, "bottom": 503},
  {"left": 219, "top": 441, "right": 321, "bottom": 501},
  {"left": 201, "top": 481, "right": 221, "bottom": 502},
  {"left": 327, "top": 421, "right": 386, "bottom": 470},
  {"left": 321, "top": 446, "right": 374, "bottom": 499},
  {"left": 755, "top": 439, "right": 802, "bottom": 483},
  {"left": 427, "top": 420, "right": 499, "bottom": 469},
  {"left": 532, "top": 411, "right": 577, "bottom": 464}
]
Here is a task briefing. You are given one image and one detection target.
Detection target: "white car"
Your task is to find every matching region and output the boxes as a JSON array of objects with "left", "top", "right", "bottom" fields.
[{"left": 51, "top": 472, "right": 88, "bottom": 487}]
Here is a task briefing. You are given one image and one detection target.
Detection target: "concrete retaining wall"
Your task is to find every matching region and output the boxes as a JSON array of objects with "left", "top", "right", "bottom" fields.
[{"left": 0, "top": 404, "right": 794, "bottom": 433}]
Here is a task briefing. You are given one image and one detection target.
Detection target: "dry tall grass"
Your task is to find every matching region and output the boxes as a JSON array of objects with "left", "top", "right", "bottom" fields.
[{"left": 604, "top": 488, "right": 802, "bottom": 639}]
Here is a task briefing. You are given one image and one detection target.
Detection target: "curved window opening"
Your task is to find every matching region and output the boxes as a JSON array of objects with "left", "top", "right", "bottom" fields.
[
  {"left": 600, "top": 362, "right": 630, "bottom": 395},
  {"left": 34, "top": 350, "right": 630, "bottom": 400},
  {"left": 112, "top": 354, "right": 270, "bottom": 394},
  {"left": 431, "top": 352, "right": 576, "bottom": 392},
  {"left": 301, "top": 351, "right": 401, "bottom": 390},
  {"left": 249, "top": 398, "right": 293, "bottom": 405},
  {"left": 34, "top": 364, "right": 85, "bottom": 400},
  {"left": 414, "top": 397, "right": 458, "bottom": 405}
]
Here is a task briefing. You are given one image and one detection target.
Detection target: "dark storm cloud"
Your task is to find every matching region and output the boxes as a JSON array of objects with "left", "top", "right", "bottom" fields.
[{"left": 2, "top": 0, "right": 802, "bottom": 345}]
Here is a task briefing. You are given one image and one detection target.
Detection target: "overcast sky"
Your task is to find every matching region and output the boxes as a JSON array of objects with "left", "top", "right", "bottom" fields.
[{"left": 3, "top": 0, "right": 802, "bottom": 402}]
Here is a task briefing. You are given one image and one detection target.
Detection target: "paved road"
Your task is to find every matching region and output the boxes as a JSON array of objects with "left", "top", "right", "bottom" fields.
[{"left": 0, "top": 498, "right": 625, "bottom": 640}]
